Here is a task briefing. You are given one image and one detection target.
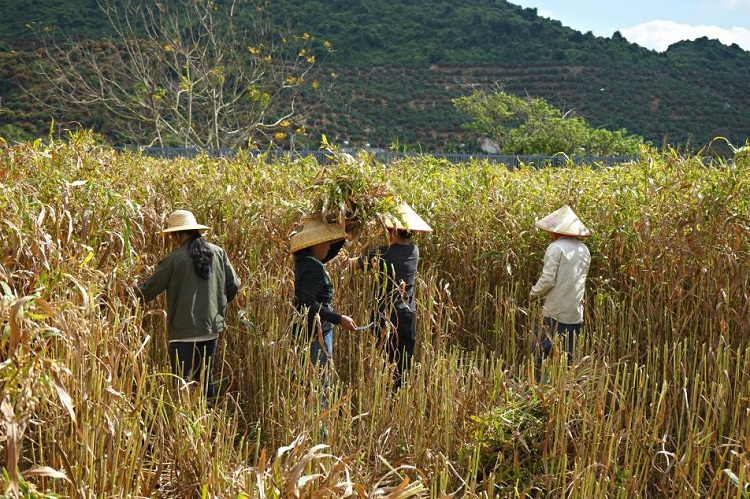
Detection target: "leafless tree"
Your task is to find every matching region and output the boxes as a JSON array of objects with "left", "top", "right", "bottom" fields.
[{"left": 31, "top": 0, "right": 328, "bottom": 148}]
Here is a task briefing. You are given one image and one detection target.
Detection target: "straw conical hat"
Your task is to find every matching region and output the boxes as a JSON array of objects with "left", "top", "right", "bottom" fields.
[
  {"left": 290, "top": 217, "right": 347, "bottom": 253},
  {"left": 383, "top": 202, "right": 433, "bottom": 233},
  {"left": 534, "top": 206, "right": 590, "bottom": 237},
  {"left": 161, "top": 210, "right": 210, "bottom": 233}
]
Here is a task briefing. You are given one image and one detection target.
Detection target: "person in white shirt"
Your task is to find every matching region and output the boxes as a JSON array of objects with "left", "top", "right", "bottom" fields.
[{"left": 529, "top": 205, "right": 591, "bottom": 373}]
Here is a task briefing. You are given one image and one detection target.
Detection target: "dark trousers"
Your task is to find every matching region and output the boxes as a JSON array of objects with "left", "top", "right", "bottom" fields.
[
  {"left": 168, "top": 338, "right": 218, "bottom": 397},
  {"left": 381, "top": 306, "right": 416, "bottom": 390},
  {"left": 385, "top": 333, "right": 415, "bottom": 390},
  {"left": 536, "top": 317, "right": 581, "bottom": 374}
]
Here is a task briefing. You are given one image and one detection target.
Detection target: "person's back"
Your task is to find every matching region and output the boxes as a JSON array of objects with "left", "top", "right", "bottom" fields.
[
  {"left": 365, "top": 243, "right": 419, "bottom": 311},
  {"left": 529, "top": 205, "right": 591, "bottom": 373},
  {"left": 135, "top": 209, "right": 240, "bottom": 398},
  {"left": 531, "top": 236, "right": 590, "bottom": 324},
  {"left": 139, "top": 241, "right": 238, "bottom": 339},
  {"left": 293, "top": 249, "right": 340, "bottom": 337},
  {"left": 350, "top": 202, "right": 433, "bottom": 390}
]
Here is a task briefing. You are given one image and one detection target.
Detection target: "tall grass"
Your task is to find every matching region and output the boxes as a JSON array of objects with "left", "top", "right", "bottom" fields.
[{"left": 1, "top": 133, "right": 748, "bottom": 497}]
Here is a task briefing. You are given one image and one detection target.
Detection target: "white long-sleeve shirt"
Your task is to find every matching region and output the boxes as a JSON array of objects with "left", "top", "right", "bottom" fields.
[{"left": 530, "top": 236, "right": 591, "bottom": 324}]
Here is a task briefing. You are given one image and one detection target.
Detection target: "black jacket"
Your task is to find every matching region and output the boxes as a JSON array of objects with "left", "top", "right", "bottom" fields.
[{"left": 293, "top": 243, "right": 345, "bottom": 336}]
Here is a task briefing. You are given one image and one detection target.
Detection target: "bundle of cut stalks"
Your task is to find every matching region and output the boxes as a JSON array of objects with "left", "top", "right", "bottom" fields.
[{"left": 299, "top": 144, "right": 400, "bottom": 241}]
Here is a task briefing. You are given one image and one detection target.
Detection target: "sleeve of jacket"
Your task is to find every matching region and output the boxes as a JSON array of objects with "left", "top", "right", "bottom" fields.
[
  {"left": 222, "top": 249, "right": 240, "bottom": 302},
  {"left": 137, "top": 256, "right": 173, "bottom": 302},
  {"left": 296, "top": 261, "right": 342, "bottom": 325},
  {"left": 530, "top": 244, "right": 561, "bottom": 298}
]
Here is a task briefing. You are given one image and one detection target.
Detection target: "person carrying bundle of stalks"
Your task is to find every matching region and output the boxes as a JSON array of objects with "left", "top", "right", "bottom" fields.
[
  {"left": 529, "top": 205, "right": 591, "bottom": 378},
  {"left": 349, "top": 202, "right": 433, "bottom": 391}
]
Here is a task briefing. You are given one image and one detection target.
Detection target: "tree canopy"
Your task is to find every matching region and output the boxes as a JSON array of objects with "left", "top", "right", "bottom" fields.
[
  {"left": 1, "top": 0, "right": 749, "bottom": 151},
  {"left": 454, "top": 89, "right": 645, "bottom": 156}
]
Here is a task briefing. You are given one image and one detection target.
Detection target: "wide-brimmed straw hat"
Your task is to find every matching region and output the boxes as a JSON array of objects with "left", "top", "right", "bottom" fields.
[
  {"left": 289, "top": 217, "right": 348, "bottom": 253},
  {"left": 382, "top": 202, "right": 433, "bottom": 233},
  {"left": 161, "top": 210, "right": 210, "bottom": 233},
  {"left": 535, "top": 205, "right": 590, "bottom": 237}
]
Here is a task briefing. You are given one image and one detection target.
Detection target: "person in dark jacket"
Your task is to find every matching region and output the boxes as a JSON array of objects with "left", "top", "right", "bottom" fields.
[
  {"left": 136, "top": 210, "right": 240, "bottom": 397},
  {"left": 291, "top": 217, "right": 357, "bottom": 369},
  {"left": 350, "top": 202, "right": 432, "bottom": 389}
]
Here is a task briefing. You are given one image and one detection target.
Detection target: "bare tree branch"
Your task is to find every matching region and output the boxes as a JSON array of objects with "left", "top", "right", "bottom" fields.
[{"left": 29, "top": 0, "right": 328, "bottom": 148}]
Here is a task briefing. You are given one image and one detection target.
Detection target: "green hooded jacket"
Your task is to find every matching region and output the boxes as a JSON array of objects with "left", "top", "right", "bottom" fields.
[{"left": 138, "top": 241, "right": 240, "bottom": 341}]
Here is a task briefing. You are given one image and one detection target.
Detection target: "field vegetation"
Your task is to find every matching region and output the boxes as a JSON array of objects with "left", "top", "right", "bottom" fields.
[{"left": 1, "top": 133, "right": 749, "bottom": 497}]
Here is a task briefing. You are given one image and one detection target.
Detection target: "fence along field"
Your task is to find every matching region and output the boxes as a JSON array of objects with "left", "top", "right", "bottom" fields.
[{"left": 1, "top": 133, "right": 749, "bottom": 497}]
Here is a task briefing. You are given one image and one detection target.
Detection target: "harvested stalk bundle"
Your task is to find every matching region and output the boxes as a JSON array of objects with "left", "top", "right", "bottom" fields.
[{"left": 300, "top": 147, "right": 400, "bottom": 240}]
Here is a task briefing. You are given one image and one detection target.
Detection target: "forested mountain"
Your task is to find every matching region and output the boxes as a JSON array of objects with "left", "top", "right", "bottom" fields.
[{"left": 1, "top": 0, "right": 749, "bottom": 152}]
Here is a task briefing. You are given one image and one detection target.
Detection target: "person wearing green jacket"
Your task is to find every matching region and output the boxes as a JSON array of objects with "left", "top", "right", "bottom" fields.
[{"left": 137, "top": 210, "right": 240, "bottom": 397}]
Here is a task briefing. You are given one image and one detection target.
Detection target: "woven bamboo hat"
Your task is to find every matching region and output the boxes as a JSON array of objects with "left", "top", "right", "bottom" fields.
[
  {"left": 161, "top": 210, "right": 210, "bottom": 233},
  {"left": 383, "top": 202, "right": 433, "bottom": 233},
  {"left": 289, "top": 217, "right": 347, "bottom": 253},
  {"left": 534, "top": 205, "right": 590, "bottom": 237}
]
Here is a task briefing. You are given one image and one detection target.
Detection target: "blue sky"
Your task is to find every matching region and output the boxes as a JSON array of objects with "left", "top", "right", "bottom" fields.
[{"left": 510, "top": 0, "right": 750, "bottom": 51}]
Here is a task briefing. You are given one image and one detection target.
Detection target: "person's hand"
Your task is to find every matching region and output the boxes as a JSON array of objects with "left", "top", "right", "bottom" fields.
[{"left": 338, "top": 315, "right": 357, "bottom": 331}]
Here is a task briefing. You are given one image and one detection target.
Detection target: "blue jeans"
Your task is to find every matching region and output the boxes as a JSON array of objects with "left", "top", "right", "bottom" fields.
[
  {"left": 536, "top": 317, "right": 581, "bottom": 372},
  {"left": 168, "top": 338, "right": 218, "bottom": 397},
  {"left": 309, "top": 328, "right": 333, "bottom": 413},
  {"left": 310, "top": 328, "right": 333, "bottom": 367}
]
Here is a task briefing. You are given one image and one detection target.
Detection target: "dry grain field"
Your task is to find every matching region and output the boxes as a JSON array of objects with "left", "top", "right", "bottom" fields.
[{"left": 1, "top": 133, "right": 749, "bottom": 497}]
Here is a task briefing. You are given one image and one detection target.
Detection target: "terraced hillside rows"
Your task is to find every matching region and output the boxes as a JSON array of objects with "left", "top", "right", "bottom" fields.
[
  {"left": 300, "top": 63, "right": 747, "bottom": 151},
  {"left": 2, "top": 0, "right": 750, "bottom": 152}
]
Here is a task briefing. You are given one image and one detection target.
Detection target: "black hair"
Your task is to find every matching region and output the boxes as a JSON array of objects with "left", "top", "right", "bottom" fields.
[
  {"left": 185, "top": 231, "right": 214, "bottom": 278},
  {"left": 395, "top": 228, "right": 413, "bottom": 239}
]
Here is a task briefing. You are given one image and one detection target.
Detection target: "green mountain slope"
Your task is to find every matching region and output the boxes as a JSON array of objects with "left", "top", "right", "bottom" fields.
[
  {"left": 266, "top": 0, "right": 750, "bottom": 150},
  {"left": 266, "top": 0, "right": 656, "bottom": 67},
  {"left": 1, "top": 0, "right": 748, "bottom": 151}
]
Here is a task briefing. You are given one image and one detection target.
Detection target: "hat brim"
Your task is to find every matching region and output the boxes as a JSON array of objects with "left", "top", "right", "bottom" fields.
[
  {"left": 290, "top": 220, "right": 348, "bottom": 253},
  {"left": 290, "top": 234, "right": 346, "bottom": 253},
  {"left": 536, "top": 226, "right": 590, "bottom": 237},
  {"left": 534, "top": 205, "right": 589, "bottom": 237},
  {"left": 382, "top": 203, "right": 433, "bottom": 233},
  {"left": 161, "top": 224, "right": 211, "bottom": 233}
]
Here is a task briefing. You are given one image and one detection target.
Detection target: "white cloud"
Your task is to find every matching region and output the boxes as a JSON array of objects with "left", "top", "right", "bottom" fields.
[
  {"left": 621, "top": 20, "right": 750, "bottom": 52},
  {"left": 534, "top": 8, "right": 558, "bottom": 21},
  {"left": 722, "top": 0, "right": 750, "bottom": 9}
]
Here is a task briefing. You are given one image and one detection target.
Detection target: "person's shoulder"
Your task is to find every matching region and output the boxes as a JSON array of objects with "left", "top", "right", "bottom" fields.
[
  {"left": 165, "top": 244, "right": 189, "bottom": 260},
  {"left": 205, "top": 241, "right": 224, "bottom": 252},
  {"left": 206, "top": 241, "right": 231, "bottom": 258},
  {"left": 554, "top": 237, "right": 589, "bottom": 252},
  {"left": 395, "top": 244, "right": 418, "bottom": 256},
  {"left": 295, "top": 255, "right": 323, "bottom": 272},
  {"left": 153, "top": 245, "right": 186, "bottom": 270}
]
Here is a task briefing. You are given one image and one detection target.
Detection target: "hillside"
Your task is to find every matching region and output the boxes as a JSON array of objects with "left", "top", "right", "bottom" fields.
[
  {"left": 0, "top": 0, "right": 749, "bottom": 151},
  {"left": 267, "top": 0, "right": 750, "bottom": 151}
]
